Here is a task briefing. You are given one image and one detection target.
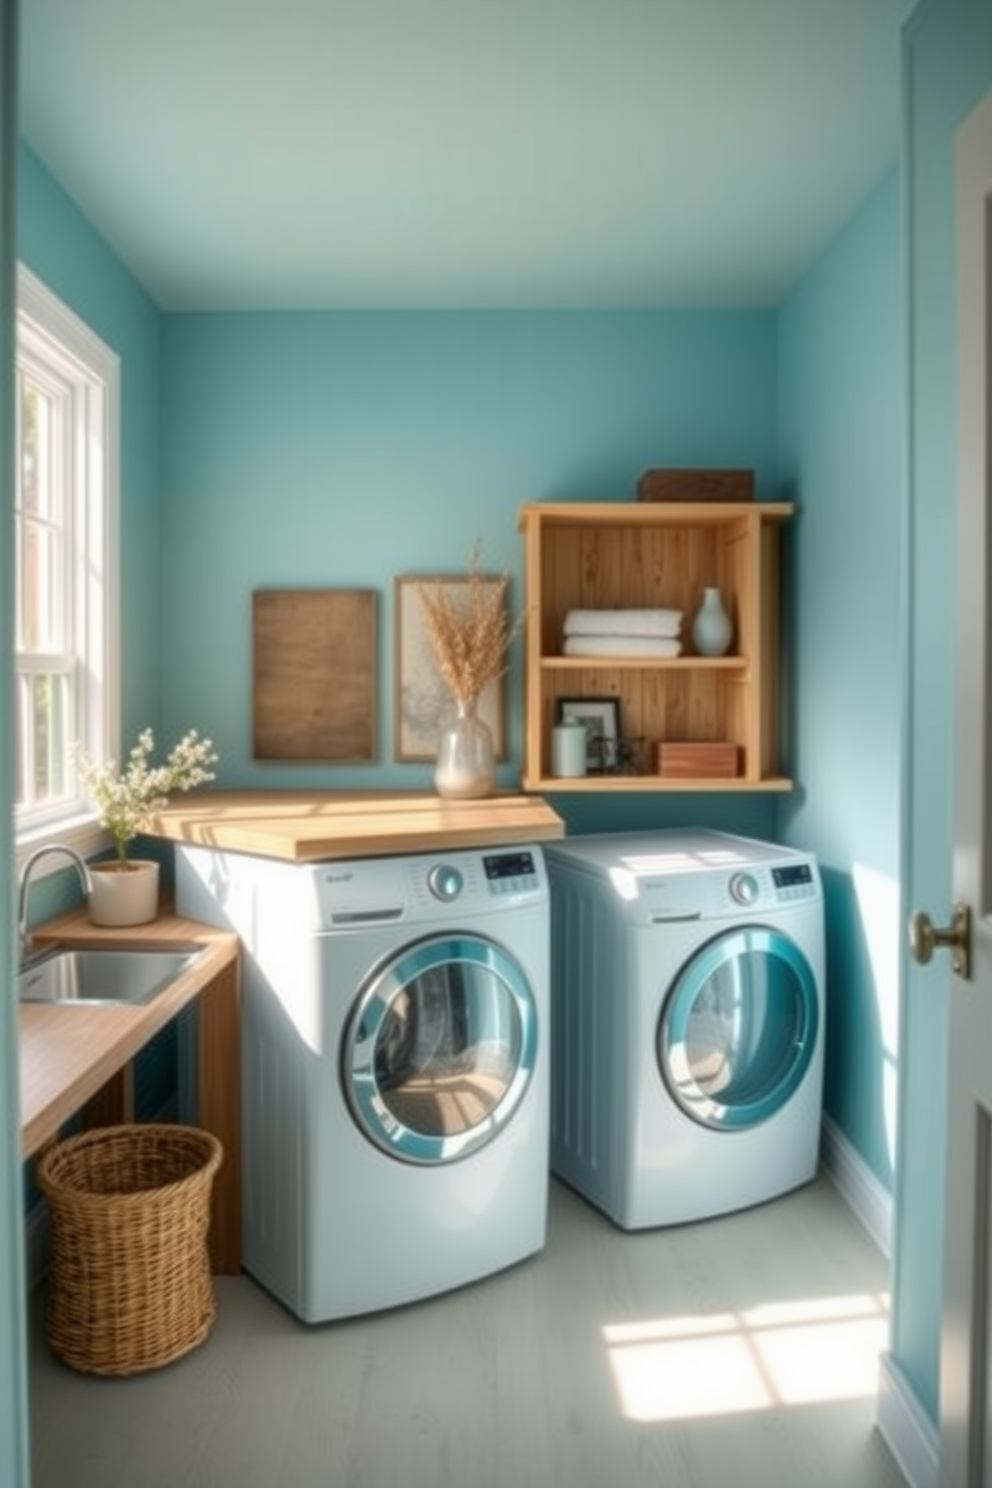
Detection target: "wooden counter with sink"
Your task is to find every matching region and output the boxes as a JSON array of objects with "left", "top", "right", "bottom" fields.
[
  {"left": 20, "top": 791, "right": 563, "bottom": 1283},
  {"left": 19, "top": 907, "right": 241, "bottom": 1276}
]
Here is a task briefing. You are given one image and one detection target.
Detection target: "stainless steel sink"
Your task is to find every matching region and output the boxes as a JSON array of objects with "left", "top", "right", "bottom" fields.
[{"left": 18, "top": 944, "right": 206, "bottom": 1005}]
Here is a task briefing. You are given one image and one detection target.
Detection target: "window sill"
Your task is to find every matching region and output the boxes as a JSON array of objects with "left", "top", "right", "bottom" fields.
[{"left": 15, "top": 815, "right": 110, "bottom": 879}]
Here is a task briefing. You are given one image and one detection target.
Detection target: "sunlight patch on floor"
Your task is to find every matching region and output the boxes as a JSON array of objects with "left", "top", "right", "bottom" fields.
[{"left": 603, "top": 1292, "right": 890, "bottom": 1423}]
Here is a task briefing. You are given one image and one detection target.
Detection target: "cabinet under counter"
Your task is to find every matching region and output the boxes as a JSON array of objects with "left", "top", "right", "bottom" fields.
[{"left": 19, "top": 910, "right": 241, "bottom": 1275}]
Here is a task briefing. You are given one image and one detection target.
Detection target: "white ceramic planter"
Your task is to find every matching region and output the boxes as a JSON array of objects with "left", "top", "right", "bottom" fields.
[{"left": 87, "top": 859, "right": 160, "bottom": 927}]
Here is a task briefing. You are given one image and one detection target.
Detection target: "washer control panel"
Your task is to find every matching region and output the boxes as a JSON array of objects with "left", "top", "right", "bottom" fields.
[
  {"left": 483, "top": 849, "right": 540, "bottom": 896},
  {"left": 313, "top": 844, "right": 546, "bottom": 926}
]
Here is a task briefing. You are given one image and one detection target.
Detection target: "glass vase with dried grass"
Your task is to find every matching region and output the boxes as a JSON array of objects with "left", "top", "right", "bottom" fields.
[{"left": 418, "top": 548, "right": 520, "bottom": 800}]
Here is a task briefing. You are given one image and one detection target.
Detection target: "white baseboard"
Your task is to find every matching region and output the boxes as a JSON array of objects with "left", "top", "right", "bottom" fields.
[
  {"left": 820, "top": 1113, "right": 892, "bottom": 1257},
  {"left": 877, "top": 1353, "right": 939, "bottom": 1488},
  {"left": 819, "top": 1120, "right": 939, "bottom": 1488}
]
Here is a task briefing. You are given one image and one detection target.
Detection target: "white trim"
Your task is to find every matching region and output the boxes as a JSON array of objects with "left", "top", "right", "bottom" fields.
[
  {"left": 14, "top": 263, "right": 120, "bottom": 848},
  {"left": 14, "top": 813, "right": 110, "bottom": 879},
  {"left": 819, "top": 1113, "right": 893, "bottom": 1258},
  {"left": 877, "top": 1352, "right": 939, "bottom": 1488}
]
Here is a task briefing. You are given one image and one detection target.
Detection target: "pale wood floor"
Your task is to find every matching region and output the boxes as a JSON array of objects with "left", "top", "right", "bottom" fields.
[{"left": 28, "top": 1173, "right": 906, "bottom": 1488}]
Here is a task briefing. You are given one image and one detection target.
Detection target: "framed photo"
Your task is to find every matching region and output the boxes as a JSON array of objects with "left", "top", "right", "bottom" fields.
[
  {"left": 560, "top": 697, "right": 621, "bottom": 772},
  {"left": 394, "top": 575, "right": 508, "bottom": 761}
]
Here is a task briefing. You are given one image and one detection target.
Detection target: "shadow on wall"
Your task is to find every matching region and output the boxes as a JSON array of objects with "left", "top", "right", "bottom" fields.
[
  {"left": 819, "top": 863, "right": 899, "bottom": 1193},
  {"left": 547, "top": 794, "right": 781, "bottom": 840}
]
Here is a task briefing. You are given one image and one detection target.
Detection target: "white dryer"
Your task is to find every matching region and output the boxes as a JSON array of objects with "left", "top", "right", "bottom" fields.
[
  {"left": 543, "top": 829, "right": 824, "bottom": 1229},
  {"left": 177, "top": 843, "right": 549, "bottom": 1322}
]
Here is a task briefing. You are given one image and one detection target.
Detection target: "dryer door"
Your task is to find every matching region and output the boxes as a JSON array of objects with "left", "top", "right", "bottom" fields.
[
  {"left": 344, "top": 932, "right": 538, "bottom": 1164},
  {"left": 659, "top": 926, "right": 818, "bottom": 1131}
]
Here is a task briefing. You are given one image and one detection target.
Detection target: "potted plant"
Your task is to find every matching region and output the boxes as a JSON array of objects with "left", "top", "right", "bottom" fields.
[{"left": 75, "top": 728, "right": 218, "bottom": 926}]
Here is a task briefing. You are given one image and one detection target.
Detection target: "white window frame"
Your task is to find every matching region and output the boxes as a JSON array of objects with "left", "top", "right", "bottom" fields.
[{"left": 14, "top": 265, "right": 120, "bottom": 876}]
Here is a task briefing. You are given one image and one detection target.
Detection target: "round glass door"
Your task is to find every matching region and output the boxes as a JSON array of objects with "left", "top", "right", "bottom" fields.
[
  {"left": 345, "top": 933, "right": 538, "bottom": 1164},
  {"left": 660, "top": 926, "right": 818, "bottom": 1131}
]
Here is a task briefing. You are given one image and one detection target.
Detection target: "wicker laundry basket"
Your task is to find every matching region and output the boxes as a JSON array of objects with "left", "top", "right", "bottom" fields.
[{"left": 36, "top": 1123, "right": 223, "bottom": 1376}]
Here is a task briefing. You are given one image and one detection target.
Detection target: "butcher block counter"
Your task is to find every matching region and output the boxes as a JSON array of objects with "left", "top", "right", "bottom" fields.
[
  {"left": 148, "top": 789, "right": 565, "bottom": 862},
  {"left": 19, "top": 908, "right": 241, "bottom": 1275}
]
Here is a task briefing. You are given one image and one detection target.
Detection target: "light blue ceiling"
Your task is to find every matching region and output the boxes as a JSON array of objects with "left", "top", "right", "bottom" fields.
[{"left": 19, "top": 0, "right": 916, "bottom": 311}]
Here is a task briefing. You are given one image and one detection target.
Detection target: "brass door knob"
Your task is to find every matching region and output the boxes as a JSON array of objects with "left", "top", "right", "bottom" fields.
[{"left": 908, "top": 902, "right": 971, "bottom": 980}]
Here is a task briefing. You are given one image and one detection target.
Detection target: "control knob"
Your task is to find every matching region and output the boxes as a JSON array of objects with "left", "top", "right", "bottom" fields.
[
  {"left": 427, "top": 863, "right": 463, "bottom": 902},
  {"left": 729, "top": 871, "right": 759, "bottom": 906}
]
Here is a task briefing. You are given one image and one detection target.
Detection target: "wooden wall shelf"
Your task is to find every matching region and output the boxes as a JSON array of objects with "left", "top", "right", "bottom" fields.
[{"left": 518, "top": 501, "right": 794, "bottom": 794}]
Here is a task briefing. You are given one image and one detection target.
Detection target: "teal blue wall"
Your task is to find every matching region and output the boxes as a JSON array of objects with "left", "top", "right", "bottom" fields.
[
  {"left": 17, "top": 142, "right": 163, "bottom": 743},
  {"left": 892, "top": 0, "right": 992, "bottom": 1427},
  {"left": 777, "top": 172, "right": 904, "bottom": 1193},
  {"left": 159, "top": 308, "right": 783, "bottom": 841}
]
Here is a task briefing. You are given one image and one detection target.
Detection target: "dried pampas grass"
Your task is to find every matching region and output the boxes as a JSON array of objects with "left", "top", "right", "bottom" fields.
[{"left": 418, "top": 547, "right": 520, "bottom": 705}]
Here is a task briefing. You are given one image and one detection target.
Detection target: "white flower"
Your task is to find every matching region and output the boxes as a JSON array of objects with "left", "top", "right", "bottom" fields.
[{"left": 75, "top": 728, "right": 218, "bottom": 863}]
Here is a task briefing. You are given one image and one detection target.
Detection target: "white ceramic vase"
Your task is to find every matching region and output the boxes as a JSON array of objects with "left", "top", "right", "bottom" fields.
[
  {"left": 691, "top": 586, "right": 733, "bottom": 657},
  {"left": 434, "top": 698, "right": 496, "bottom": 800},
  {"left": 87, "top": 859, "right": 160, "bottom": 927}
]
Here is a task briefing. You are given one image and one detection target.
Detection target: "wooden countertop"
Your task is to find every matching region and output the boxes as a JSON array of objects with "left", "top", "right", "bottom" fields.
[
  {"left": 19, "top": 910, "right": 239, "bottom": 1161},
  {"left": 148, "top": 790, "right": 565, "bottom": 862}
]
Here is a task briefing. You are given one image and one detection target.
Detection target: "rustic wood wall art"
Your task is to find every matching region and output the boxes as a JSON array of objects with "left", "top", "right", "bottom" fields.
[{"left": 252, "top": 588, "right": 377, "bottom": 761}]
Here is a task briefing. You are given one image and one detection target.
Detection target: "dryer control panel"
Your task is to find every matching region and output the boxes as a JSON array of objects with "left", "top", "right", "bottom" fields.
[
  {"left": 730, "top": 863, "right": 816, "bottom": 906},
  {"left": 544, "top": 830, "right": 821, "bottom": 928},
  {"left": 770, "top": 863, "right": 817, "bottom": 901}
]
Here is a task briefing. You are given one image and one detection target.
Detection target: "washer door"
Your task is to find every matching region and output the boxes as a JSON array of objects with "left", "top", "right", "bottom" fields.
[
  {"left": 344, "top": 932, "right": 538, "bottom": 1164},
  {"left": 659, "top": 926, "right": 818, "bottom": 1131}
]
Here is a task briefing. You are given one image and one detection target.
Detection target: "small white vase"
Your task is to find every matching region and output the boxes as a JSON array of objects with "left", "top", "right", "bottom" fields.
[
  {"left": 692, "top": 586, "right": 733, "bottom": 657},
  {"left": 434, "top": 698, "right": 496, "bottom": 800},
  {"left": 87, "top": 859, "right": 160, "bottom": 927}
]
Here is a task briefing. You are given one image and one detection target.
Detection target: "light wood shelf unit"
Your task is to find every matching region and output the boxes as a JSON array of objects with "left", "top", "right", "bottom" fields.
[{"left": 518, "top": 501, "right": 794, "bottom": 793}]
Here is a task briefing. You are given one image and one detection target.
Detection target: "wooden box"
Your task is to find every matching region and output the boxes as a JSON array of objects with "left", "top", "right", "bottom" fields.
[
  {"left": 636, "top": 468, "right": 755, "bottom": 503},
  {"left": 654, "top": 741, "right": 741, "bottom": 778}
]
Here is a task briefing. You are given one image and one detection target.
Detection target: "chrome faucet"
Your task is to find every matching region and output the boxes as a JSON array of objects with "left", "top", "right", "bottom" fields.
[{"left": 17, "top": 844, "right": 92, "bottom": 963}]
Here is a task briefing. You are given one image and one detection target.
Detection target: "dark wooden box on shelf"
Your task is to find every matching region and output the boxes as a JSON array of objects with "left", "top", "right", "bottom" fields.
[
  {"left": 636, "top": 468, "right": 755, "bottom": 503},
  {"left": 517, "top": 500, "right": 793, "bottom": 794}
]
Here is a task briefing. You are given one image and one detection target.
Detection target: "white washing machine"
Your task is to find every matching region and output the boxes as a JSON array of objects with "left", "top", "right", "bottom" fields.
[
  {"left": 543, "top": 829, "right": 824, "bottom": 1230},
  {"left": 177, "top": 843, "right": 550, "bottom": 1322}
]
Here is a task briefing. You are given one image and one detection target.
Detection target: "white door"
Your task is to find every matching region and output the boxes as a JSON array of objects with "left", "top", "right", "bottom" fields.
[{"left": 924, "top": 86, "right": 992, "bottom": 1487}]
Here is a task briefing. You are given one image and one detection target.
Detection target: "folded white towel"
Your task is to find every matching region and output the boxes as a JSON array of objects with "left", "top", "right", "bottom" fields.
[
  {"left": 563, "top": 635, "right": 683, "bottom": 658},
  {"left": 563, "top": 608, "right": 682, "bottom": 638}
]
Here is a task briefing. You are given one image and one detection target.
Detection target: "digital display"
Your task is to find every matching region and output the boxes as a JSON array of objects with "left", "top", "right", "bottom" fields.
[
  {"left": 772, "top": 864, "right": 813, "bottom": 888},
  {"left": 483, "top": 851, "right": 536, "bottom": 880}
]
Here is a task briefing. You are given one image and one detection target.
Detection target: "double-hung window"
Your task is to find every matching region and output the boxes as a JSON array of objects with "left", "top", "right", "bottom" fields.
[{"left": 13, "top": 266, "right": 119, "bottom": 870}]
